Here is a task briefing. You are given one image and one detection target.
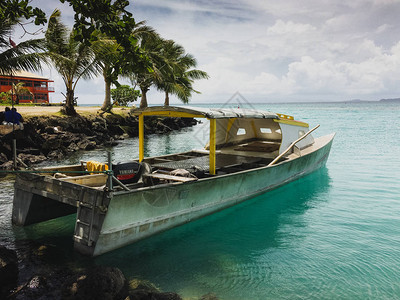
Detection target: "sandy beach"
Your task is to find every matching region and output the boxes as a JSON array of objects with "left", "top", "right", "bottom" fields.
[{"left": 8, "top": 106, "right": 129, "bottom": 117}]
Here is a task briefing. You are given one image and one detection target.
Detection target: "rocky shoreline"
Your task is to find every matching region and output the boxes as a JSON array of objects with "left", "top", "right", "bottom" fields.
[
  {"left": 0, "top": 111, "right": 197, "bottom": 169},
  {"left": 1, "top": 243, "right": 215, "bottom": 299}
]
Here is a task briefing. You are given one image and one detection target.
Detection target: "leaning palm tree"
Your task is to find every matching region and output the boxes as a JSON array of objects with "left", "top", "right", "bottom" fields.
[
  {"left": 131, "top": 36, "right": 209, "bottom": 108},
  {"left": 0, "top": 18, "right": 46, "bottom": 76},
  {"left": 91, "top": 33, "right": 121, "bottom": 112},
  {"left": 45, "top": 9, "right": 99, "bottom": 115},
  {"left": 129, "top": 34, "right": 166, "bottom": 108},
  {"left": 154, "top": 39, "right": 209, "bottom": 106},
  {"left": 93, "top": 21, "right": 156, "bottom": 112}
]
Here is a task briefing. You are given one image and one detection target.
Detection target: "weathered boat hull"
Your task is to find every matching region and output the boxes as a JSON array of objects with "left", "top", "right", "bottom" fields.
[
  {"left": 13, "top": 133, "right": 334, "bottom": 256},
  {"left": 80, "top": 133, "right": 335, "bottom": 256}
]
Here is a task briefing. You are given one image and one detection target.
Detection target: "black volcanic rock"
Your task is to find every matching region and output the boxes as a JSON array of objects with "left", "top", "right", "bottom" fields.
[
  {"left": 0, "top": 246, "right": 18, "bottom": 298},
  {"left": 0, "top": 113, "right": 198, "bottom": 169}
]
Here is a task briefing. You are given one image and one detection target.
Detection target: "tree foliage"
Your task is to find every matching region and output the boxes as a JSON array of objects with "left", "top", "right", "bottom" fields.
[
  {"left": 91, "top": 32, "right": 122, "bottom": 111},
  {"left": 45, "top": 9, "right": 100, "bottom": 115},
  {"left": 92, "top": 20, "right": 156, "bottom": 112},
  {"left": 130, "top": 35, "right": 209, "bottom": 108},
  {"left": 0, "top": 92, "right": 12, "bottom": 104},
  {"left": 0, "top": 1, "right": 47, "bottom": 76},
  {"left": 7, "top": 82, "right": 33, "bottom": 104},
  {"left": 0, "top": 0, "right": 46, "bottom": 26},
  {"left": 1, "top": 0, "right": 209, "bottom": 110},
  {"left": 110, "top": 85, "right": 140, "bottom": 106},
  {"left": 0, "top": 21, "right": 46, "bottom": 75},
  {"left": 60, "top": 0, "right": 136, "bottom": 47},
  {"left": 154, "top": 39, "right": 209, "bottom": 106}
]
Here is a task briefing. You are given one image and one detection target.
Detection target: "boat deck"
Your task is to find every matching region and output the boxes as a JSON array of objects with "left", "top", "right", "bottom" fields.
[
  {"left": 220, "top": 141, "right": 280, "bottom": 158},
  {"left": 150, "top": 153, "right": 264, "bottom": 172},
  {"left": 29, "top": 139, "right": 288, "bottom": 192}
]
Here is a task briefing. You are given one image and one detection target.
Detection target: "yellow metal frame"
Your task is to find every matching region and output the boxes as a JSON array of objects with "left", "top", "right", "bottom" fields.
[
  {"left": 209, "top": 118, "right": 216, "bottom": 175},
  {"left": 136, "top": 109, "right": 309, "bottom": 174},
  {"left": 139, "top": 114, "right": 144, "bottom": 162},
  {"left": 136, "top": 111, "right": 204, "bottom": 118},
  {"left": 251, "top": 120, "right": 258, "bottom": 138},
  {"left": 224, "top": 118, "right": 237, "bottom": 143},
  {"left": 136, "top": 111, "right": 217, "bottom": 175}
]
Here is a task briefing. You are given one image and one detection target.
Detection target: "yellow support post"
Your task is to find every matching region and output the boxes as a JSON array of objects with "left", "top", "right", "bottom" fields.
[
  {"left": 225, "top": 118, "right": 236, "bottom": 143},
  {"left": 139, "top": 114, "right": 144, "bottom": 162},
  {"left": 209, "top": 118, "right": 216, "bottom": 175},
  {"left": 251, "top": 120, "right": 258, "bottom": 138}
]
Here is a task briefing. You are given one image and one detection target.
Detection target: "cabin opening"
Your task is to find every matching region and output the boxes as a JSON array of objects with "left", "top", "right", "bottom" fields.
[{"left": 206, "top": 118, "right": 282, "bottom": 155}]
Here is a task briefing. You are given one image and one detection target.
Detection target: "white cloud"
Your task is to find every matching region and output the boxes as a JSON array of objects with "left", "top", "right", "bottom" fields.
[
  {"left": 10, "top": 0, "right": 400, "bottom": 104},
  {"left": 267, "top": 20, "right": 316, "bottom": 35}
]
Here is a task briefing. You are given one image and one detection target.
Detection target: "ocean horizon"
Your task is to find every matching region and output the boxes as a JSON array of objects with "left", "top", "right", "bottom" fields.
[{"left": 74, "top": 97, "right": 400, "bottom": 108}]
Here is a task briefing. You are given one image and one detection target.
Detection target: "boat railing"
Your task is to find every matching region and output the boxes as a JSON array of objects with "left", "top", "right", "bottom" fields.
[{"left": 267, "top": 124, "right": 320, "bottom": 166}]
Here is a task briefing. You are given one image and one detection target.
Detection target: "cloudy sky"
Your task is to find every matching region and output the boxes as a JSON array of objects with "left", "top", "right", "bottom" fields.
[{"left": 21, "top": 0, "right": 400, "bottom": 104}]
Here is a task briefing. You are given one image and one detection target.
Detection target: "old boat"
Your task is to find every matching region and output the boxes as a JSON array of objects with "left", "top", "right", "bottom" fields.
[{"left": 12, "top": 106, "right": 335, "bottom": 256}]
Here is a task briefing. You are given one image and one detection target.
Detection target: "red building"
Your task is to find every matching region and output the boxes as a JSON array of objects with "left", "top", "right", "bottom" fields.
[{"left": 0, "top": 70, "right": 54, "bottom": 104}]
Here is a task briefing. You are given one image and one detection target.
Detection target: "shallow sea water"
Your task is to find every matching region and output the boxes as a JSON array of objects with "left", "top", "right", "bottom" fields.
[{"left": 1, "top": 102, "right": 400, "bottom": 299}]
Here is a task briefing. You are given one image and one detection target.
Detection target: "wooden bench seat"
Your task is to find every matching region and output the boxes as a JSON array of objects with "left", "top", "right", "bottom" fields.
[
  {"left": 58, "top": 174, "right": 108, "bottom": 187},
  {"left": 234, "top": 141, "right": 280, "bottom": 152}
]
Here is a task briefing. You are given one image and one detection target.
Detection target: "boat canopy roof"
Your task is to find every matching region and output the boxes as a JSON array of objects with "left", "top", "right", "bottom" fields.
[{"left": 131, "top": 106, "right": 279, "bottom": 119}]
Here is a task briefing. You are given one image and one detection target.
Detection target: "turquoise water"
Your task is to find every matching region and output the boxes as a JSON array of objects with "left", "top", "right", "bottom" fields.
[{"left": 1, "top": 102, "right": 400, "bottom": 299}]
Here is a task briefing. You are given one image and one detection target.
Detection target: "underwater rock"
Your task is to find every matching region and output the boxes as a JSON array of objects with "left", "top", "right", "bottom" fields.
[{"left": 62, "top": 266, "right": 127, "bottom": 300}]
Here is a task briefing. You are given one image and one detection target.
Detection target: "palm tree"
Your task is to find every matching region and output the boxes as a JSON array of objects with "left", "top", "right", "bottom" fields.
[
  {"left": 7, "top": 82, "right": 33, "bottom": 104},
  {"left": 131, "top": 36, "right": 209, "bottom": 108},
  {"left": 91, "top": 34, "right": 121, "bottom": 112},
  {"left": 154, "top": 39, "right": 209, "bottom": 106},
  {"left": 129, "top": 34, "right": 165, "bottom": 108},
  {"left": 0, "top": 18, "right": 46, "bottom": 76},
  {"left": 45, "top": 9, "right": 99, "bottom": 115},
  {"left": 93, "top": 21, "right": 156, "bottom": 112}
]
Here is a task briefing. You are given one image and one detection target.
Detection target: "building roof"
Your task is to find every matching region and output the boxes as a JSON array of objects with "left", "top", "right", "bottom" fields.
[
  {"left": 0, "top": 70, "right": 49, "bottom": 80},
  {"left": 132, "top": 106, "right": 279, "bottom": 119}
]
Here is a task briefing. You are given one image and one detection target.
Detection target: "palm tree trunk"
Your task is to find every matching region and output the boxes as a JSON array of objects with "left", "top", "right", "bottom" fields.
[
  {"left": 164, "top": 91, "right": 169, "bottom": 106},
  {"left": 65, "top": 88, "right": 77, "bottom": 115},
  {"left": 101, "top": 76, "right": 112, "bottom": 112},
  {"left": 140, "top": 86, "right": 148, "bottom": 108}
]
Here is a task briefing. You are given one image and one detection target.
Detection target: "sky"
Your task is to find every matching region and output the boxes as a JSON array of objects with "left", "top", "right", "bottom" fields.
[{"left": 14, "top": 0, "right": 400, "bottom": 104}]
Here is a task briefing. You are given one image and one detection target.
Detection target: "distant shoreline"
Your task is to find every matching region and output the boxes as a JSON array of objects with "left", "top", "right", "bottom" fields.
[
  {"left": 0, "top": 98, "right": 398, "bottom": 115},
  {"left": 0, "top": 106, "right": 130, "bottom": 117}
]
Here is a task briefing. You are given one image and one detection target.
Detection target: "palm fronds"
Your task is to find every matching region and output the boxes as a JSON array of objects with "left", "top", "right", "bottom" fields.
[{"left": 0, "top": 19, "right": 46, "bottom": 75}]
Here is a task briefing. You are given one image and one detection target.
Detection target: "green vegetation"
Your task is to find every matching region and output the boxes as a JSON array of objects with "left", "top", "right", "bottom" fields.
[
  {"left": 45, "top": 9, "right": 99, "bottom": 115},
  {"left": 0, "top": 1, "right": 46, "bottom": 76},
  {"left": 0, "top": 92, "right": 11, "bottom": 104},
  {"left": 1, "top": 0, "right": 209, "bottom": 115},
  {"left": 92, "top": 20, "right": 156, "bottom": 112},
  {"left": 7, "top": 82, "right": 33, "bottom": 104},
  {"left": 154, "top": 39, "right": 209, "bottom": 106},
  {"left": 111, "top": 85, "right": 140, "bottom": 107}
]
